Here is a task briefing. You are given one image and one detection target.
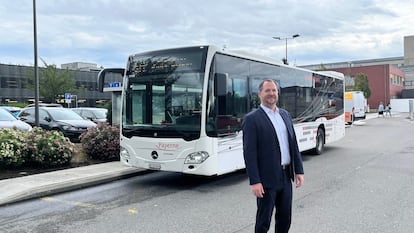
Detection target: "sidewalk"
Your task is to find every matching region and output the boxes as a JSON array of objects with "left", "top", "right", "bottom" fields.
[{"left": 0, "top": 162, "right": 146, "bottom": 206}]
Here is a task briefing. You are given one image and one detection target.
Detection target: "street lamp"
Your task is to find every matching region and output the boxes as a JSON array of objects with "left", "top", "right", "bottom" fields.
[
  {"left": 272, "top": 34, "right": 300, "bottom": 65},
  {"left": 33, "top": 0, "right": 40, "bottom": 126}
]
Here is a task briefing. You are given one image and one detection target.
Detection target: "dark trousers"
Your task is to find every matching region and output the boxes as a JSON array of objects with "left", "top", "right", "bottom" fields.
[{"left": 255, "top": 171, "right": 293, "bottom": 233}]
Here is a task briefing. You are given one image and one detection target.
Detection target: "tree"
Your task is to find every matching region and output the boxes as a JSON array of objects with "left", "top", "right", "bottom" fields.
[
  {"left": 354, "top": 72, "right": 371, "bottom": 98},
  {"left": 26, "top": 59, "right": 79, "bottom": 103}
]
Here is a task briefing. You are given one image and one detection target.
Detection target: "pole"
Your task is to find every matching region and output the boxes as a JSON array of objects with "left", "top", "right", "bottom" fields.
[
  {"left": 33, "top": 0, "right": 39, "bottom": 126},
  {"left": 285, "top": 38, "right": 288, "bottom": 64},
  {"left": 272, "top": 34, "right": 299, "bottom": 65}
]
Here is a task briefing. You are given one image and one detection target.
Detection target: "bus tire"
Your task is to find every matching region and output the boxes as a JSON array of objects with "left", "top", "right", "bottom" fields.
[{"left": 313, "top": 128, "right": 325, "bottom": 155}]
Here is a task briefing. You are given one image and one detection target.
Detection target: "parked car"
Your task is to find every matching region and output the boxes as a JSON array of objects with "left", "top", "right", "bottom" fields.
[
  {"left": 0, "top": 109, "right": 32, "bottom": 131},
  {"left": 0, "top": 106, "right": 21, "bottom": 118},
  {"left": 18, "top": 107, "right": 96, "bottom": 142},
  {"left": 71, "top": 107, "right": 108, "bottom": 123}
]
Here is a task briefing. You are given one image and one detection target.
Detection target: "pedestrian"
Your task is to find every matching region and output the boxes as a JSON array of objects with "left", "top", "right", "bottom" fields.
[
  {"left": 242, "top": 79, "right": 304, "bottom": 233},
  {"left": 378, "top": 102, "right": 384, "bottom": 118},
  {"left": 385, "top": 103, "right": 392, "bottom": 117},
  {"left": 351, "top": 106, "right": 355, "bottom": 124}
]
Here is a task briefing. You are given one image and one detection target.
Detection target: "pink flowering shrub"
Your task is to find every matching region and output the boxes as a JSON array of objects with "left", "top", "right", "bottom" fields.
[
  {"left": 0, "top": 128, "right": 28, "bottom": 167},
  {"left": 0, "top": 127, "right": 74, "bottom": 168},
  {"left": 26, "top": 127, "right": 74, "bottom": 167},
  {"left": 79, "top": 123, "right": 120, "bottom": 161}
]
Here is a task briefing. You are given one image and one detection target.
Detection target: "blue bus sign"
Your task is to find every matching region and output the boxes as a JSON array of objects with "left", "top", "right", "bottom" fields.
[
  {"left": 65, "top": 93, "right": 71, "bottom": 103},
  {"left": 108, "top": 82, "right": 121, "bottom": 88}
]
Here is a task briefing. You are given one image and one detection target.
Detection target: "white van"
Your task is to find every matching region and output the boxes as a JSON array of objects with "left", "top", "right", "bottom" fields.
[{"left": 344, "top": 91, "right": 366, "bottom": 124}]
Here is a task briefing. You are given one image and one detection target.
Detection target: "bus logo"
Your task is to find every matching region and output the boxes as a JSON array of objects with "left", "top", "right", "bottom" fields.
[
  {"left": 156, "top": 142, "right": 182, "bottom": 151},
  {"left": 151, "top": 151, "right": 159, "bottom": 159}
]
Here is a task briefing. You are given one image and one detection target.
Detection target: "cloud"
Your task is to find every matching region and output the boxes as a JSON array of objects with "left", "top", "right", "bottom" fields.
[{"left": 1, "top": 0, "right": 413, "bottom": 68}]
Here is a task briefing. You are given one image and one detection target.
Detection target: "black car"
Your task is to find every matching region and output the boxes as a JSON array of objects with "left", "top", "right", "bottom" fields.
[{"left": 18, "top": 107, "right": 96, "bottom": 142}]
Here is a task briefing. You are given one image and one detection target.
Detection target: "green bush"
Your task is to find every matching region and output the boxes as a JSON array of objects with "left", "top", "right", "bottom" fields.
[
  {"left": 80, "top": 122, "right": 120, "bottom": 161},
  {"left": 0, "top": 128, "right": 28, "bottom": 167},
  {"left": 26, "top": 127, "right": 74, "bottom": 167}
]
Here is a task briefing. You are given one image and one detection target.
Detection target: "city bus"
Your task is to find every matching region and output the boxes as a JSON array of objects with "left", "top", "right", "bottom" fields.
[{"left": 98, "top": 45, "right": 345, "bottom": 176}]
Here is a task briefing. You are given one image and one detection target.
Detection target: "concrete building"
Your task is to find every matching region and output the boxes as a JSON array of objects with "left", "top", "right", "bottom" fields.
[
  {"left": 403, "top": 35, "right": 414, "bottom": 88},
  {"left": 0, "top": 63, "right": 120, "bottom": 106},
  {"left": 61, "top": 62, "right": 100, "bottom": 71}
]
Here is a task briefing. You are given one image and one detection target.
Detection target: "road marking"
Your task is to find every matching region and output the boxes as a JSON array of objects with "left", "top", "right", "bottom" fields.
[
  {"left": 128, "top": 208, "right": 138, "bottom": 214},
  {"left": 41, "top": 197, "right": 96, "bottom": 208}
]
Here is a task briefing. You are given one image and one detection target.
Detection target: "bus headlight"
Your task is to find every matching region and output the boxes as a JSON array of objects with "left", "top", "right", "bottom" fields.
[
  {"left": 120, "top": 147, "right": 130, "bottom": 160},
  {"left": 184, "top": 151, "right": 209, "bottom": 164}
]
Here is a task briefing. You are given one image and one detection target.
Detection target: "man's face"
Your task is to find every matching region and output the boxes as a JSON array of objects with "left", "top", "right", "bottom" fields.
[{"left": 258, "top": 81, "right": 279, "bottom": 109}]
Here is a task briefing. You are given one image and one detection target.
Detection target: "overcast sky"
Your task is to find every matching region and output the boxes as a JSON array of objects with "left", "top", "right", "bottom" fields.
[{"left": 1, "top": 0, "right": 413, "bottom": 68}]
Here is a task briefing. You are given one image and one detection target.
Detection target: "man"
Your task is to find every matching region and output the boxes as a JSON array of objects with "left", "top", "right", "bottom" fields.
[
  {"left": 242, "top": 79, "right": 304, "bottom": 233},
  {"left": 378, "top": 102, "right": 384, "bottom": 117}
]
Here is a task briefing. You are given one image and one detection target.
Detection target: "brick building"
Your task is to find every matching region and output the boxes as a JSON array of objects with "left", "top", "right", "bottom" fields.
[
  {"left": 330, "top": 64, "right": 405, "bottom": 110},
  {"left": 301, "top": 35, "right": 414, "bottom": 111}
]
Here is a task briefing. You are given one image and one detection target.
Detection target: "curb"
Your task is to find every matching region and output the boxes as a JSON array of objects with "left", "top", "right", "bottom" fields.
[{"left": 0, "top": 167, "right": 148, "bottom": 206}]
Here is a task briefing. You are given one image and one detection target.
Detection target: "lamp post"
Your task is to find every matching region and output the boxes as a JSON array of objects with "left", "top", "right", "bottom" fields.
[
  {"left": 272, "top": 34, "right": 300, "bottom": 65},
  {"left": 33, "top": 0, "right": 39, "bottom": 126}
]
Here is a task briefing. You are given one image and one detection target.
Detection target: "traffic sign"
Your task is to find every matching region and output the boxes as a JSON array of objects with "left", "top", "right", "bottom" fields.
[{"left": 65, "top": 93, "right": 71, "bottom": 103}]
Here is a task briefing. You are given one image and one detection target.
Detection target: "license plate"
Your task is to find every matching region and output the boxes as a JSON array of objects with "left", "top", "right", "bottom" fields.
[{"left": 148, "top": 163, "right": 161, "bottom": 170}]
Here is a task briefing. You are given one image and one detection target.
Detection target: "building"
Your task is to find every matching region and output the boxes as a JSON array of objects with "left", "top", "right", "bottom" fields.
[
  {"left": 0, "top": 63, "right": 121, "bottom": 106},
  {"left": 403, "top": 35, "right": 414, "bottom": 88},
  {"left": 301, "top": 60, "right": 406, "bottom": 111},
  {"left": 333, "top": 64, "right": 404, "bottom": 109},
  {"left": 61, "top": 62, "right": 101, "bottom": 71},
  {"left": 301, "top": 35, "right": 414, "bottom": 111}
]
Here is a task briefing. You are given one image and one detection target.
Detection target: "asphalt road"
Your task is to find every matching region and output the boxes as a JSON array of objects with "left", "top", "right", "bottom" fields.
[{"left": 0, "top": 113, "right": 413, "bottom": 233}]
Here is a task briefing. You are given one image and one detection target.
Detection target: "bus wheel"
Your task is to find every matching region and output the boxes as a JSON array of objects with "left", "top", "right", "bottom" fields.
[{"left": 314, "top": 128, "right": 325, "bottom": 155}]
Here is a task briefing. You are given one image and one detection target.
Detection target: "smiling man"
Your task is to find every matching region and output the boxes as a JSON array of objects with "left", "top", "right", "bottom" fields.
[{"left": 242, "top": 79, "right": 304, "bottom": 233}]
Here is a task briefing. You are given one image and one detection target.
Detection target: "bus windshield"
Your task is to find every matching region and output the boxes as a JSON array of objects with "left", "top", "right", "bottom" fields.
[{"left": 122, "top": 46, "right": 208, "bottom": 141}]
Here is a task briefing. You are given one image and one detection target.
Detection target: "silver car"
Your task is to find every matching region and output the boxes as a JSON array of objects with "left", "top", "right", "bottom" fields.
[
  {"left": 0, "top": 106, "right": 21, "bottom": 118},
  {"left": 0, "top": 109, "right": 32, "bottom": 131},
  {"left": 71, "top": 107, "right": 108, "bottom": 123}
]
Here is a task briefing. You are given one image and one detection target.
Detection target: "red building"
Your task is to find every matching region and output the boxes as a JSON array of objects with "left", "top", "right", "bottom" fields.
[{"left": 331, "top": 64, "right": 405, "bottom": 111}]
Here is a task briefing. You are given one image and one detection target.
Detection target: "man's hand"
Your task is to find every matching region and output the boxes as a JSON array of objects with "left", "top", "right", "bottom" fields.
[
  {"left": 251, "top": 183, "right": 265, "bottom": 198},
  {"left": 295, "top": 174, "right": 304, "bottom": 188}
]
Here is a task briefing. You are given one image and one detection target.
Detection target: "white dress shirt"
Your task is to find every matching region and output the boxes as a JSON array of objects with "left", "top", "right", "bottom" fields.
[{"left": 261, "top": 105, "right": 291, "bottom": 166}]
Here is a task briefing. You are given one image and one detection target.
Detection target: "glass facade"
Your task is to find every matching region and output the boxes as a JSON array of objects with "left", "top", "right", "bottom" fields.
[{"left": 0, "top": 63, "right": 119, "bottom": 106}]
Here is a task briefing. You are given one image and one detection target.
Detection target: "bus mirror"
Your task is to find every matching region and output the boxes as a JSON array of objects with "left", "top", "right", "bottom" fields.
[
  {"left": 214, "top": 73, "right": 228, "bottom": 96},
  {"left": 97, "top": 68, "right": 125, "bottom": 92}
]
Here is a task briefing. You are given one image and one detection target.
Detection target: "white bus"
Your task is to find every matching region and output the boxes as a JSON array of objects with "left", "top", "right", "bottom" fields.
[{"left": 98, "top": 45, "right": 345, "bottom": 176}]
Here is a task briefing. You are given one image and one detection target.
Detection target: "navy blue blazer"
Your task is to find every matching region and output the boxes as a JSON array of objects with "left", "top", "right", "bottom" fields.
[{"left": 242, "top": 107, "right": 304, "bottom": 189}]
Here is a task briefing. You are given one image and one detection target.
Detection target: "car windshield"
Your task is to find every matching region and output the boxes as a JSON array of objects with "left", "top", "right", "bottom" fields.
[
  {"left": 93, "top": 109, "right": 107, "bottom": 118},
  {"left": 0, "top": 109, "right": 18, "bottom": 121},
  {"left": 48, "top": 108, "right": 85, "bottom": 120}
]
